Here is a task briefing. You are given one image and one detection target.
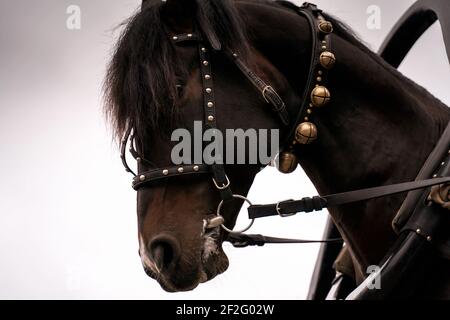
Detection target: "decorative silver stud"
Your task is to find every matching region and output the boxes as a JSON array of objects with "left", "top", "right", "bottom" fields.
[
  {"left": 162, "top": 170, "right": 169, "bottom": 176},
  {"left": 416, "top": 228, "right": 422, "bottom": 234},
  {"left": 207, "top": 102, "right": 214, "bottom": 108},
  {"left": 201, "top": 47, "right": 207, "bottom": 52},
  {"left": 206, "top": 88, "right": 212, "bottom": 94},
  {"left": 203, "top": 61, "right": 209, "bottom": 66},
  {"left": 136, "top": 157, "right": 142, "bottom": 162},
  {"left": 427, "top": 236, "right": 432, "bottom": 242},
  {"left": 205, "top": 75, "right": 211, "bottom": 80},
  {"left": 433, "top": 174, "right": 438, "bottom": 178},
  {"left": 208, "top": 116, "right": 215, "bottom": 122},
  {"left": 178, "top": 167, "right": 184, "bottom": 173},
  {"left": 193, "top": 166, "right": 199, "bottom": 172},
  {"left": 187, "top": 33, "right": 193, "bottom": 38},
  {"left": 172, "top": 36, "right": 178, "bottom": 40},
  {"left": 442, "top": 162, "right": 445, "bottom": 166},
  {"left": 139, "top": 175, "right": 146, "bottom": 182}
]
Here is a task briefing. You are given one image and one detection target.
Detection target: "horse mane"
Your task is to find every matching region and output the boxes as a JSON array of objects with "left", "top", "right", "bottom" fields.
[
  {"left": 105, "top": 0, "right": 448, "bottom": 144},
  {"left": 104, "top": 0, "right": 249, "bottom": 142},
  {"left": 321, "top": 11, "right": 449, "bottom": 116}
]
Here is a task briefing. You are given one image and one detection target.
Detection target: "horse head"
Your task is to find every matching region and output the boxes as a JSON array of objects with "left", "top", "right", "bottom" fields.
[{"left": 105, "top": 0, "right": 298, "bottom": 292}]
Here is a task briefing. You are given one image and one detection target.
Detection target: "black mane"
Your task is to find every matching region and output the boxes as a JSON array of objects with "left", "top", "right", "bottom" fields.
[
  {"left": 104, "top": 0, "right": 249, "bottom": 142},
  {"left": 105, "top": 0, "right": 442, "bottom": 144}
]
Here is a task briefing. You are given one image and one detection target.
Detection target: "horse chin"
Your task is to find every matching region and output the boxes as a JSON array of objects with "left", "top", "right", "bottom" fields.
[
  {"left": 200, "top": 243, "right": 229, "bottom": 283},
  {"left": 200, "top": 229, "right": 229, "bottom": 282},
  {"left": 143, "top": 264, "right": 203, "bottom": 293}
]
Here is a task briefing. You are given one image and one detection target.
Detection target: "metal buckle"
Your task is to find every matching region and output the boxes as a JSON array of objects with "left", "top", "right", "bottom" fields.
[
  {"left": 276, "top": 199, "right": 296, "bottom": 217},
  {"left": 216, "top": 195, "right": 255, "bottom": 234},
  {"left": 212, "top": 175, "right": 231, "bottom": 190},
  {"left": 262, "top": 85, "right": 273, "bottom": 103}
]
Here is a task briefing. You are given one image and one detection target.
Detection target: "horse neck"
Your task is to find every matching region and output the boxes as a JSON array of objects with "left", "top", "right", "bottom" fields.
[{"left": 297, "top": 24, "right": 450, "bottom": 274}]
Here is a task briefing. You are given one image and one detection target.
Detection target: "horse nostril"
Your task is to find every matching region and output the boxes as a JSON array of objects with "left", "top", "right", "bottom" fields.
[{"left": 149, "top": 235, "right": 180, "bottom": 272}]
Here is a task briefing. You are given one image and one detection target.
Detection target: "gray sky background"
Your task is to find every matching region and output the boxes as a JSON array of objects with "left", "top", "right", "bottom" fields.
[{"left": 0, "top": 0, "right": 449, "bottom": 299}]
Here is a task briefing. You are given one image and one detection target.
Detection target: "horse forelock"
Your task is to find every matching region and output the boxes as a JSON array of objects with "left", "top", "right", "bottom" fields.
[{"left": 104, "top": 0, "right": 251, "bottom": 145}]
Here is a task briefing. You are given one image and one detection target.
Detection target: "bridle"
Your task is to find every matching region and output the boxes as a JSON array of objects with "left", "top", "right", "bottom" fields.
[{"left": 120, "top": 2, "right": 450, "bottom": 247}]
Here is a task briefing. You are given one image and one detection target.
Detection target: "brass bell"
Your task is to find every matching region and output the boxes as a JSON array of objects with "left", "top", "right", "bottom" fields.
[
  {"left": 320, "top": 51, "right": 336, "bottom": 69},
  {"left": 295, "top": 122, "right": 318, "bottom": 145},
  {"left": 318, "top": 20, "right": 333, "bottom": 34},
  {"left": 276, "top": 151, "right": 298, "bottom": 174},
  {"left": 311, "top": 86, "right": 331, "bottom": 107}
]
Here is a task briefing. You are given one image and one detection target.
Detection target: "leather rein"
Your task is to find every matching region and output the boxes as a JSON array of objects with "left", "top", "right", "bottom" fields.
[{"left": 120, "top": 2, "right": 450, "bottom": 248}]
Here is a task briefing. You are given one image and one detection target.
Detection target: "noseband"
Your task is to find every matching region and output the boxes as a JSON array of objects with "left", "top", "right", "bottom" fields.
[{"left": 120, "top": 2, "right": 450, "bottom": 247}]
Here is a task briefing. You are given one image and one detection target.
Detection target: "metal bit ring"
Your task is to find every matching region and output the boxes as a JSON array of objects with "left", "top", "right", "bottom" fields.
[{"left": 216, "top": 195, "right": 255, "bottom": 234}]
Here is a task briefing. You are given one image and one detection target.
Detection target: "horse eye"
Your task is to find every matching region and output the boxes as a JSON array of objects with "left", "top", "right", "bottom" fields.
[{"left": 176, "top": 84, "right": 184, "bottom": 97}]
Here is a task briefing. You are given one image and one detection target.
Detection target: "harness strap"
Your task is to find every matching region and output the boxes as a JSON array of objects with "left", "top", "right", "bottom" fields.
[
  {"left": 172, "top": 33, "right": 201, "bottom": 43},
  {"left": 227, "top": 233, "right": 343, "bottom": 248},
  {"left": 120, "top": 124, "right": 137, "bottom": 177},
  {"left": 283, "top": 3, "right": 326, "bottom": 143},
  {"left": 132, "top": 164, "right": 210, "bottom": 190},
  {"left": 248, "top": 176, "right": 450, "bottom": 219},
  {"left": 229, "top": 52, "right": 290, "bottom": 126},
  {"left": 198, "top": 40, "right": 235, "bottom": 203}
]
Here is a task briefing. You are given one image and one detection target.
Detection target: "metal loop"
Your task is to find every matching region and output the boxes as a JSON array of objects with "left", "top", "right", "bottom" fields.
[
  {"left": 262, "top": 85, "right": 273, "bottom": 103},
  {"left": 212, "top": 175, "right": 231, "bottom": 190},
  {"left": 216, "top": 195, "right": 255, "bottom": 234},
  {"left": 276, "top": 199, "right": 296, "bottom": 217}
]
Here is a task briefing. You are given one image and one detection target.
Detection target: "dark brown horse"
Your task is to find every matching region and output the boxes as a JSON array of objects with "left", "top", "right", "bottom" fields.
[{"left": 104, "top": 0, "right": 450, "bottom": 297}]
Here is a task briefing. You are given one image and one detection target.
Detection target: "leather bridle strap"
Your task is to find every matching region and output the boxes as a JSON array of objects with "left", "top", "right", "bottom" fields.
[
  {"left": 229, "top": 52, "right": 290, "bottom": 126},
  {"left": 198, "top": 41, "right": 234, "bottom": 202},
  {"left": 132, "top": 164, "right": 210, "bottom": 190},
  {"left": 227, "top": 233, "right": 343, "bottom": 248},
  {"left": 248, "top": 176, "right": 450, "bottom": 219}
]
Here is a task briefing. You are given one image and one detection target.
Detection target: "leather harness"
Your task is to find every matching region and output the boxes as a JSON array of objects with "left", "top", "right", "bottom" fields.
[{"left": 121, "top": 2, "right": 450, "bottom": 254}]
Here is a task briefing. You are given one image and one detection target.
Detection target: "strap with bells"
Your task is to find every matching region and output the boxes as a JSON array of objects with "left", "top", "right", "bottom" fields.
[{"left": 277, "top": 2, "right": 336, "bottom": 174}]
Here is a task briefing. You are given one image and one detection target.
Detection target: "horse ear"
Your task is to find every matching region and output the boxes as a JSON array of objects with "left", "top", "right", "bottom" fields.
[{"left": 146, "top": 0, "right": 221, "bottom": 50}]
